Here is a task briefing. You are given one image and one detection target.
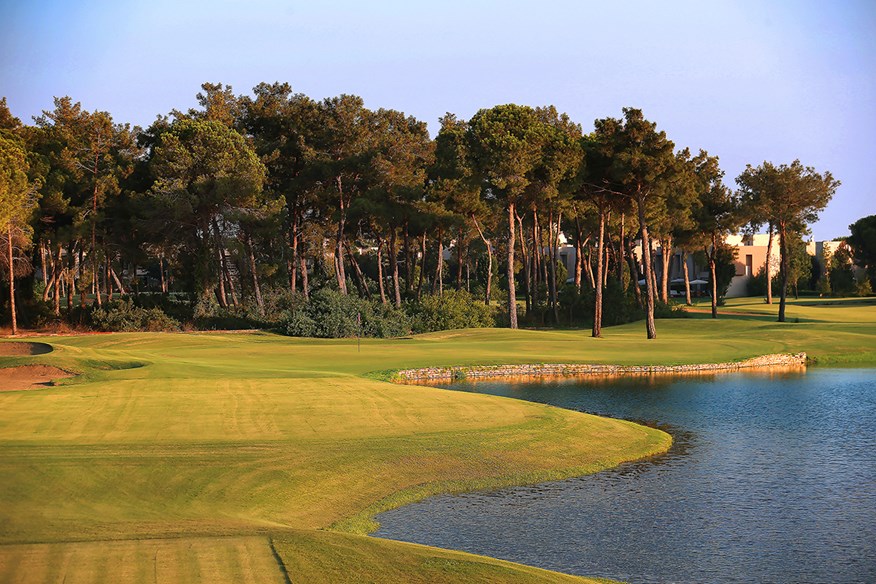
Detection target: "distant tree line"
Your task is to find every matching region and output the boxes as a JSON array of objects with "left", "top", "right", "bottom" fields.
[{"left": 0, "top": 83, "right": 849, "bottom": 337}]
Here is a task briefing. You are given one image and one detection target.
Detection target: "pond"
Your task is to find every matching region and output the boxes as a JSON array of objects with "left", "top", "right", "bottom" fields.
[{"left": 374, "top": 368, "right": 876, "bottom": 584}]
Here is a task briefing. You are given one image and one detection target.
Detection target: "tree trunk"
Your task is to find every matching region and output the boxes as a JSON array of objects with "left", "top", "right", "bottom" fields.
[
  {"left": 78, "top": 247, "right": 86, "bottom": 308},
  {"left": 471, "top": 215, "right": 492, "bottom": 306},
  {"left": 225, "top": 256, "right": 239, "bottom": 307},
  {"left": 593, "top": 205, "right": 605, "bottom": 338},
  {"left": 40, "top": 241, "right": 48, "bottom": 300},
  {"left": 418, "top": 232, "right": 426, "bottom": 299},
  {"left": 765, "top": 222, "right": 774, "bottom": 304},
  {"left": 660, "top": 235, "right": 672, "bottom": 303},
  {"left": 618, "top": 213, "right": 626, "bottom": 283},
  {"left": 105, "top": 252, "right": 112, "bottom": 301},
  {"left": 335, "top": 178, "right": 348, "bottom": 295},
  {"left": 403, "top": 222, "right": 412, "bottom": 293},
  {"left": 110, "top": 266, "right": 126, "bottom": 296},
  {"left": 300, "top": 254, "right": 310, "bottom": 300},
  {"left": 456, "top": 228, "right": 464, "bottom": 291},
  {"left": 224, "top": 258, "right": 238, "bottom": 307},
  {"left": 636, "top": 196, "right": 657, "bottom": 339},
  {"left": 92, "top": 157, "right": 102, "bottom": 308},
  {"left": 709, "top": 233, "right": 718, "bottom": 319},
  {"left": 53, "top": 245, "right": 62, "bottom": 315},
  {"left": 682, "top": 250, "right": 692, "bottom": 306},
  {"left": 778, "top": 223, "right": 789, "bottom": 323},
  {"left": 517, "top": 213, "right": 531, "bottom": 315},
  {"left": 246, "top": 232, "right": 264, "bottom": 313},
  {"left": 433, "top": 229, "right": 444, "bottom": 296},
  {"left": 550, "top": 211, "right": 561, "bottom": 324},
  {"left": 574, "top": 217, "right": 583, "bottom": 293},
  {"left": 377, "top": 240, "right": 387, "bottom": 304},
  {"left": 531, "top": 210, "right": 541, "bottom": 306},
  {"left": 212, "top": 221, "right": 228, "bottom": 308},
  {"left": 389, "top": 228, "right": 402, "bottom": 308},
  {"left": 585, "top": 245, "right": 596, "bottom": 290},
  {"left": 66, "top": 242, "right": 75, "bottom": 313},
  {"left": 344, "top": 240, "right": 370, "bottom": 299},
  {"left": 7, "top": 225, "right": 17, "bottom": 335},
  {"left": 159, "top": 254, "right": 167, "bottom": 294},
  {"left": 627, "top": 243, "right": 643, "bottom": 308},
  {"left": 548, "top": 211, "right": 556, "bottom": 321},
  {"left": 334, "top": 243, "right": 347, "bottom": 295},
  {"left": 290, "top": 213, "right": 299, "bottom": 295},
  {"left": 44, "top": 243, "right": 59, "bottom": 304},
  {"left": 539, "top": 219, "right": 549, "bottom": 308},
  {"left": 507, "top": 201, "right": 518, "bottom": 329}
]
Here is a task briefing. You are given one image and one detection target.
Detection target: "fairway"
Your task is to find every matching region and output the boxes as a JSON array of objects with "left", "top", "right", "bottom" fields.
[{"left": 0, "top": 297, "right": 874, "bottom": 583}]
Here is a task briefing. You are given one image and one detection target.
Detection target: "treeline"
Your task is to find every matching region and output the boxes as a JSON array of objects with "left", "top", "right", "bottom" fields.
[{"left": 0, "top": 83, "right": 844, "bottom": 337}]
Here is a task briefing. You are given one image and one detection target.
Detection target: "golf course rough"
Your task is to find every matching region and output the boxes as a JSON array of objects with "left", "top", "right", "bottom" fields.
[{"left": 0, "top": 297, "right": 874, "bottom": 583}]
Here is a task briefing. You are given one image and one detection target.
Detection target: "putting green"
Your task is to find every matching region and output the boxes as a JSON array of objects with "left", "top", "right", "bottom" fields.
[{"left": 0, "top": 296, "right": 873, "bottom": 583}]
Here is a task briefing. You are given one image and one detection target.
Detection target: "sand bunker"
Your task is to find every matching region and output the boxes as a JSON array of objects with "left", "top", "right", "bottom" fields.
[
  {"left": 0, "top": 341, "right": 53, "bottom": 356},
  {"left": 0, "top": 365, "right": 74, "bottom": 391}
]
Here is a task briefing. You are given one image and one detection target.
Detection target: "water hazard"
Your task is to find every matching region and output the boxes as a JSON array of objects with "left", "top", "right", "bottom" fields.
[{"left": 374, "top": 368, "right": 876, "bottom": 583}]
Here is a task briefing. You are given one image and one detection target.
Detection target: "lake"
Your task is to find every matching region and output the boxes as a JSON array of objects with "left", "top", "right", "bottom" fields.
[{"left": 374, "top": 368, "right": 876, "bottom": 584}]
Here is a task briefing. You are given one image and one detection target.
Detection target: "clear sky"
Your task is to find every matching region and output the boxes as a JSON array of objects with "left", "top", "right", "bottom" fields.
[{"left": 2, "top": 0, "right": 873, "bottom": 239}]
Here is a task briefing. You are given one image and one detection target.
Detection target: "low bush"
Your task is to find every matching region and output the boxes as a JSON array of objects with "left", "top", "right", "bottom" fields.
[
  {"left": 282, "top": 289, "right": 410, "bottom": 338},
  {"left": 90, "top": 299, "right": 180, "bottom": 332},
  {"left": 407, "top": 289, "right": 496, "bottom": 333},
  {"left": 558, "top": 280, "right": 644, "bottom": 327}
]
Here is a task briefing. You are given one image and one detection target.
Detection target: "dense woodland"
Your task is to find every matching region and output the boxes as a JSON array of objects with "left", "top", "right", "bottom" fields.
[{"left": 0, "top": 82, "right": 860, "bottom": 338}]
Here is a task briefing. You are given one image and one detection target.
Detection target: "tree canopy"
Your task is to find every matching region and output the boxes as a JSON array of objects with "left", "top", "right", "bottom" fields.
[
  {"left": 0, "top": 84, "right": 848, "bottom": 337},
  {"left": 736, "top": 160, "right": 839, "bottom": 321}
]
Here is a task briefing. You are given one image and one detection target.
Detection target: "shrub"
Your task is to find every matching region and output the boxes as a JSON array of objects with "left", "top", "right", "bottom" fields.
[
  {"left": 282, "top": 289, "right": 410, "bottom": 338},
  {"left": 192, "top": 296, "right": 257, "bottom": 330},
  {"left": 90, "top": 299, "right": 180, "bottom": 332},
  {"left": 654, "top": 300, "right": 689, "bottom": 319},
  {"left": 559, "top": 280, "right": 643, "bottom": 327},
  {"left": 407, "top": 289, "right": 496, "bottom": 333}
]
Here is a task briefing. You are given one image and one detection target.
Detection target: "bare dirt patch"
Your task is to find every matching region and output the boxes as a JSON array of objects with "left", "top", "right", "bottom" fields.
[
  {"left": 0, "top": 342, "right": 53, "bottom": 356},
  {"left": 0, "top": 365, "right": 74, "bottom": 391}
]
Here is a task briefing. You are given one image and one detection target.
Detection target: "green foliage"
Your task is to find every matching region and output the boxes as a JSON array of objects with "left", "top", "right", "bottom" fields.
[
  {"left": 847, "top": 214, "right": 876, "bottom": 288},
  {"left": 829, "top": 244, "right": 857, "bottom": 297},
  {"left": 713, "top": 244, "right": 737, "bottom": 301},
  {"left": 89, "top": 298, "right": 180, "bottom": 332},
  {"left": 558, "top": 280, "right": 644, "bottom": 327},
  {"left": 748, "top": 266, "right": 779, "bottom": 297},
  {"left": 407, "top": 289, "right": 496, "bottom": 333},
  {"left": 736, "top": 160, "right": 838, "bottom": 320},
  {"left": 0, "top": 135, "right": 35, "bottom": 228},
  {"left": 283, "top": 288, "right": 410, "bottom": 338}
]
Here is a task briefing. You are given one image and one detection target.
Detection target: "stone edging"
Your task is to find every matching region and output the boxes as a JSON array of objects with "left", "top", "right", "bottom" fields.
[{"left": 393, "top": 353, "right": 807, "bottom": 382}]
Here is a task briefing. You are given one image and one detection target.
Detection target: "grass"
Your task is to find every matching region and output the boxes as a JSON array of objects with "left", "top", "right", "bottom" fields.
[{"left": 0, "top": 296, "right": 874, "bottom": 583}]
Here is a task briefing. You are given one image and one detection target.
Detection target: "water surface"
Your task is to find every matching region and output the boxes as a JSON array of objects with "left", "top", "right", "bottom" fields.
[{"left": 374, "top": 368, "right": 876, "bottom": 584}]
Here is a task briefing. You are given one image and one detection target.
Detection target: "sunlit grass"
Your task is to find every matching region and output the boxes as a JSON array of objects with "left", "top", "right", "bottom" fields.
[{"left": 0, "top": 297, "right": 873, "bottom": 582}]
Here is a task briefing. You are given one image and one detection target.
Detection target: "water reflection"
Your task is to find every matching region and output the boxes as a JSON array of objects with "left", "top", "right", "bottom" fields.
[{"left": 376, "top": 368, "right": 876, "bottom": 584}]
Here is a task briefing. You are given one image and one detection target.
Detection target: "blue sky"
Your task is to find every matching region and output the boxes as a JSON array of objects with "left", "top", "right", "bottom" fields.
[{"left": 2, "top": 0, "right": 873, "bottom": 239}]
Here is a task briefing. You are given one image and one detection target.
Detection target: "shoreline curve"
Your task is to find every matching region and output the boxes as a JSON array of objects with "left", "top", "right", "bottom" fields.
[{"left": 393, "top": 352, "right": 807, "bottom": 382}]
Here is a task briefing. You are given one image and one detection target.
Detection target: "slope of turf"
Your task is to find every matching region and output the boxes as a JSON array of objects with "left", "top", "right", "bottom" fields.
[{"left": 0, "top": 296, "right": 873, "bottom": 582}]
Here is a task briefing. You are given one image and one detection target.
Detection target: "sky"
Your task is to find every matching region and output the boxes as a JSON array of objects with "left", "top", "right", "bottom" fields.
[{"left": 1, "top": 0, "right": 873, "bottom": 240}]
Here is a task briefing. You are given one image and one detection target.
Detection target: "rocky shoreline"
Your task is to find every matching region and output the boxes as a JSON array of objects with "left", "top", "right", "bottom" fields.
[{"left": 394, "top": 352, "right": 807, "bottom": 382}]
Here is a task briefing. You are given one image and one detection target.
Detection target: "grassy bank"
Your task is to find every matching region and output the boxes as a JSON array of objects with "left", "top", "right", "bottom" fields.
[{"left": 0, "top": 297, "right": 873, "bottom": 582}]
